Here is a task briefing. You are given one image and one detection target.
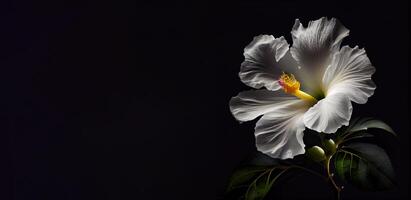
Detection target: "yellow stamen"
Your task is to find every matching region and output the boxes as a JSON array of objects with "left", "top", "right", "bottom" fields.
[{"left": 279, "top": 72, "right": 317, "bottom": 103}]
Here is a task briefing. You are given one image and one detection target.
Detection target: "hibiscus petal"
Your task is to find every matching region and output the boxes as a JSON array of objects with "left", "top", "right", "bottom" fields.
[
  {"left": 322, "top": 46, "right": 376, "bottom": 104},
  {"left": 229, "top": 89, "right": 300, "bottom": 122},
  {"left": 254, "top": 101, "right": 308, "bottom": 159},
  {"left": 303, "top": 93, "right": 353, "bottom": 133},
  {"left": 290, "top": 17, "right": 349, "bottom": 76},
  {"left": 239, "top": 35, "right": 294, "bottom": 91}
]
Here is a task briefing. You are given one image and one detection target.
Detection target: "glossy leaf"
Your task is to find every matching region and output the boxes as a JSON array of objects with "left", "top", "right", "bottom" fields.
[
  {"left": 334, "top": 143, "right": 395, "bottom": 191},
  {"left": 339, "top": 132, "right": 374, "bottom": 143},
  {"left": 226, "top": 166, "right": 268, "bottom": 192},
  {"left": 336, "top": 118, "right": 396, "bottom": 144},
  {"left": 349, "top": 118, "right": 394, "bottom": 134},
  {"left": 226, "top": 165, "right": 291, "bottom": 200},
  {"left": 245, "top": 167, "right": 289, "bottom": 200}
]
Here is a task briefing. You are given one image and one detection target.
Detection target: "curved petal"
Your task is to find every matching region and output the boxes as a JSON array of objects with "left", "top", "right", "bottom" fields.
[
  {"left": 303, "top": 93, "right": 352, "bottom": 133},
  {"left": 239, "top": 35, "right": 295, "bottom": 91},
  {"left": 323, "top": 46, "right": 376, "bottom": 104},
  {"left": 290, "top": 17, "right": 349, "bottom": 92},
  {"left": 229, "top": 89, "right": 300, "bottom": 122},
  {"left": 255, "top": 101, "right": 309, "bottom": 159}
]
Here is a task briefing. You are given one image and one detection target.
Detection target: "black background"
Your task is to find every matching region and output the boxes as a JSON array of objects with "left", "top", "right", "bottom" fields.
[{"left": 0, "top": 0, "right": 409, "bottom": 199}]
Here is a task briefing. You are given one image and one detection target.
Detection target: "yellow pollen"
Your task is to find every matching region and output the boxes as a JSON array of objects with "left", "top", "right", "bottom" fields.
[{"left": 279, "top": 72, "right": 317, "bottom": 103}]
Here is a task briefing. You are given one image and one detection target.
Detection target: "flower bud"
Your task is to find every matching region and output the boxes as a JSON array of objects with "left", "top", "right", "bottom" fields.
[
  {"left": 306, "top": 146, "right": 326, "bottom": 162},
  {"left": 323, "top": 139, "right": 336, "bottom": 155}
]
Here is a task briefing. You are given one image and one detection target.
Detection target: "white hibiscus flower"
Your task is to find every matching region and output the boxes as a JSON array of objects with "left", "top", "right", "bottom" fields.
[{"left": 229, "top": 17, "right": 376, "bottom": 159}]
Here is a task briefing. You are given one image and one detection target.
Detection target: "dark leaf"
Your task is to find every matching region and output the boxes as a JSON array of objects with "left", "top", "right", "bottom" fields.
[
  {"left": 349, "top": 118, "right": 394, "bottom": 134},
  {"left": 226, "top": 164, "right": 292, "bottom": 200},
  {"left": 245, "top": 167, "right": 290, "bottom": 200},
  {"left": 339, "top": 132, "right": 374, "bottom": 143},
  {"left": 334, "top": 143, "right": 396, "bottom": 191},
  {"left": 336, "top": 118, "right": 396, "bottom": 144},
  {"left": 226, "top": 166, "right": 268, "bottom": 192}
]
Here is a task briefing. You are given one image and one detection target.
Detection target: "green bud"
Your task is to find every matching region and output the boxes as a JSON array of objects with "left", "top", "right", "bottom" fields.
[
  {"left": 306, "top": 146, "right": 326, "bottom": 162},
  {"left": 323, "top": 139, "right": 336, "bottom": 155}
]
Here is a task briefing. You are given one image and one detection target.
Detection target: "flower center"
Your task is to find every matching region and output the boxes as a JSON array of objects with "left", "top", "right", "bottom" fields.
[{"left": 279, "top": 72, "right": 318, "bottom": 103}]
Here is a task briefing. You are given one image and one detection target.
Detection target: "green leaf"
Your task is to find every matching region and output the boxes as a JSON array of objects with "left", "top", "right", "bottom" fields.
[
  {"left": 226, "top": 165, "right": 291, "bottom": 200},
  {"left": 346, "top": 118, "right": 395, "bottom": 135},
  {"left": 336, "top": 118, "right": 396, "bottom": 144},
  {"left": 226, "top": 166, "right": 268, "bottom": 192},
  {"left": 334, "top": 143, "right": 396, "bottom": 191},
  {"left": 245, "top": 167, "right": 289, "bottom": 200},
  {"left": 339, "top": 132, "right": 374, "bottom": 143}
]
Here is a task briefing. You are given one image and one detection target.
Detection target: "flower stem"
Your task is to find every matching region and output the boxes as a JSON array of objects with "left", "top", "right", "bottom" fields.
[{"left": 325, "top": 156, "right": 341, "bottom": 200}]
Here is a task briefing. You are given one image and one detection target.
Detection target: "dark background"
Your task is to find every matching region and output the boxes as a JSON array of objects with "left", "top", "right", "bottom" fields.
[{"left": 0, "top": 0, "right": 409, "bottom": 199}]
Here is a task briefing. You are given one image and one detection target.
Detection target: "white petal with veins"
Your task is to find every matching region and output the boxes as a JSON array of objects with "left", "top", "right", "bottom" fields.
[
  {"left": 229, "top": 89, "right": 300, "bottom": 122},
  {"left": 303, "top": 93, "right": 353, "bottom": 133},
  {"left": 255, "top": 101, "right": 309, "bottom": 159},
  {"left": 323, "top": 46, "right": 376, "bottom": 104},
  {"left": 240, "top": 35, "right": 293, "bottom": 91},
  {"left": 290, "top": 17, "right": 349, "bottom": 92}
]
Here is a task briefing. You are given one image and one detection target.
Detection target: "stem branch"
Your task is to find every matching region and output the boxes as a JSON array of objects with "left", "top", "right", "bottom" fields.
[{"left": 325, "top": 156, "right": 341, "bottom": 200}]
